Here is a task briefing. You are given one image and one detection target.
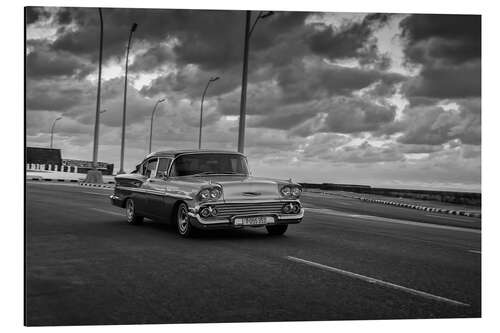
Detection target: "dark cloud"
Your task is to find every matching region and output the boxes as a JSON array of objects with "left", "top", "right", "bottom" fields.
[
  {"left": 26, "top": 7, "right": 51, "bottom": 25},
  {"left": 250, "top": 96, "right": 397, "bottom": 136},
  {"left": 321, "top": 97, "right": 396, "bottom": 133},
  {"left": 26, "top": 48, "right": 93, "bottom": 78},
  {"left": 56, "top": 8, "right": 73, "bottom": 25},
  {"left": 400, "top": 14, "right": 481, "bottom": 65},
  {"left": 26, "top": 79, "right": 88, "bottom": 111},
  {"left": 49, "top": 8, "right": 290, "bottom": 69},
  {"left": 403, "top": 60, "right": 480, "bottom": 99},
  {"left": 308, "top": 13, "right": 392, "bottom": 65},
  {"left": 397, "top": 99, "right": 481, "bottom": 146},
  {"left": 129, "top": 45, "right": 175, "bottom": 73},
  {"left": 140, "top": 64, "right": 241, "bottom": 99},
  {"left": 277, "top": 60, "right": 405, "bottom": 104},
  {"left": 400, "top": 14, "right": 481, "bottom": 100}
]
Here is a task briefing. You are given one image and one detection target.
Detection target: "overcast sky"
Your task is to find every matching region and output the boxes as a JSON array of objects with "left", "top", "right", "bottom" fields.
[{"left": 25, "top": 7, "right": 481, "bottom": 191}]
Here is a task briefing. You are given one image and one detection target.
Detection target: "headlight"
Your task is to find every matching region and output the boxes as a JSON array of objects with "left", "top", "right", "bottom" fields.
[
  {"left": 210, "top": 188, "right": 221, "bottom": 200},
  {"left": 280, "top": 186, "right": 291, "bottom": 196},
  {"left": 291, "top": 187, "right": 302, "bottom": 197},
  {"left": 198, "top": 187, "right": 222, "bottom": 201},
  {"left": 199, "top": 189, "right": 210, "bottom": 200},
  {"left": 200, "top": 207, "right": 211, "bottom": 218}
]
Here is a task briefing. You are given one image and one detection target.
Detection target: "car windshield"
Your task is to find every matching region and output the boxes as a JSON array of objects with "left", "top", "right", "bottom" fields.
[{"left": 170, "top": 153, "right": 249, "bottom": 177}]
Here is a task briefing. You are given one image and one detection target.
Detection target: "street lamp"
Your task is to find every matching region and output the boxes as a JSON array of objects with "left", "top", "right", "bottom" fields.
[
  {"left": 237, "top": 11, "right": 274, "bottom": 153},
  {"left": 149, "top": 98, "right": 166, "bottom": 153},
  {"left": 199, "top": 76, "right": 220, "bottom": 150},
  {"left": 50, "top": 116, "right": 62, "bottom": 149},
  {"left": 118, "top": 22, "right": 138, "bottom": 174},
  {"left": 91, "top": 8, "right": 104, "bottom": 170}
]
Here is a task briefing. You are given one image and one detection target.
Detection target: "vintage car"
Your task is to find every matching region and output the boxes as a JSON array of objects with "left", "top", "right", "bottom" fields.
[{"left": 110, "top": 150, "right": 304, "bottom": 237}]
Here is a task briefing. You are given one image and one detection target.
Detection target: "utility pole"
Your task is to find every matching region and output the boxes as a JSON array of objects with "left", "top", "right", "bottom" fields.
[
  {"left": 237, "top": 11, "right": 273, "bottom": 153},
  {"left": 118, "top": 22, "right": 138, "bottom": 174},
  {"left": 237, "top": 11, "right": 251, "bottom": 154},
  {"left": 91, "top": 8, "right": 104, "bottom": 169}
]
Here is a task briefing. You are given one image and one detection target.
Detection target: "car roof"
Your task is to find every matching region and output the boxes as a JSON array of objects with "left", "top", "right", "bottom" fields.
[{"left": 144, "top": 149, "right": 245, "bottom": 160}]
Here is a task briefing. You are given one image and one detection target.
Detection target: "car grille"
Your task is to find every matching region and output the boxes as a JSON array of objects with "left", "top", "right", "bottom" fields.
[{"left": 205, "top": 202, "right": 290, "bottom": 220}]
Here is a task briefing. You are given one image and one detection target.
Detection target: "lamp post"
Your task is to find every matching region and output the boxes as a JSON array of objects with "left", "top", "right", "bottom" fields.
[
  {"left": 199, "top": 76, "right": 220, "bottom": 150},
  {"left": 237, "top": 11, "right": 274, "bottom": 153},
  {"left": 91, "top": 8, "right": 104, "bottom": 169},
  {"left": 50, "top": 116, "right": 62, "bottom": 149},
  {"left": 149, "top": 98, "right": 166, "bottom": 154},
  {"left": 118, "top": 22, "right": 138, "bottom": 174}
]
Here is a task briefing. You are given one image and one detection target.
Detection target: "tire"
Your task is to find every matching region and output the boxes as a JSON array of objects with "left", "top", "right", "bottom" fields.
[
  {"left": 266, "top": 224, "right": 288, "bottom": 236},
  {"left": 176, "top": 202, "right": 194, "bottom": 237},
  {"left": 125, "top": 198, "right": 143, "bottom": 225}
]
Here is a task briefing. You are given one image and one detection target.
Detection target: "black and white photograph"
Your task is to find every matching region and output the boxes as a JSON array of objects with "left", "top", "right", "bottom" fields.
[{"left": 19, "top": 0, "right": 489, "bottom": 329}]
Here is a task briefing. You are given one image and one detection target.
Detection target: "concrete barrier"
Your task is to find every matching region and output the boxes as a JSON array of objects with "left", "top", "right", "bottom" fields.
[
  {"left": 308, "top": 190, "right": 482, "bottom": 219},
  {"left": 27, "top": 164, "right": 79, "bottom": 173}
]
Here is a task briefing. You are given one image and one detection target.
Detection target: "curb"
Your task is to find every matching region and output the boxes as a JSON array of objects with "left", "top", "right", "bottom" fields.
[
  {"left": 79, "top": 182, "right": 115, "bottom": 189},
  {"left": 306, "top": 190, "right": 481, "bottom": 219}
]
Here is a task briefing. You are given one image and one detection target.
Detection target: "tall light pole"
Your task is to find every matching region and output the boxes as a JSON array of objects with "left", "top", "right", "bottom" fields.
[
  {"left": 149, "top": 98, "right": 166, "bottom": 154},
  {"left": 91, "top": 8, "right": 104, "bottom": 169},
  {"left": 118, "top": 22, "right": 138, "bottom": 174},
  {"left": 50, "top": 116, "right": 62, "bottom": 149},
  {"left": 237, "top": 11, "right": 274, "bottom": 153},
  {"left": 199, "top": 76, "right": 220, "bottom": 150}
]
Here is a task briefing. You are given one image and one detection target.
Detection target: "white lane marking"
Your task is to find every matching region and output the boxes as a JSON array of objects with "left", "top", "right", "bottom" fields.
[
  {"left": 91, "top": 208, "right": 124, "bottom": 217},
  {"left": 305, "top": 208, "right": 481, "bottom": 234},
  {"left": 425, "top": 214, "right": 475, "bottom": 221},
  {"left": 468, "top": 250, "right": 481, "bottom": 254},
  {"left": 286, "top": 256, "right": 470, "bottom": 307}
]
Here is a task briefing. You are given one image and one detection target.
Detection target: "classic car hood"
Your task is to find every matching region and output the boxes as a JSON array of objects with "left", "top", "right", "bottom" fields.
[{"left": 181, "top": 175, "right": 284, "bottom": 201}]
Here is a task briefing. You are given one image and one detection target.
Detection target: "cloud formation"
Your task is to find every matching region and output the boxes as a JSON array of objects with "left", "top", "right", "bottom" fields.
[{"left": 25, "top": 8, "right": 481, "bottom": 191}]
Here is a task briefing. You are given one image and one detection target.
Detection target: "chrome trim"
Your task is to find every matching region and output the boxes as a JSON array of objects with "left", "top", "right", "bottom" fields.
[
  {"left": 114, "top": 185, "right": 193, "bottom": 200},
  {"left": 187, "top": 208, "right": 304, "bottom": 225},
  {"left": 187, "top": 212, "right": 229, "bottom": 225},
  {"left": 197, "top": 199, "right": 300, "bottom": 206}
]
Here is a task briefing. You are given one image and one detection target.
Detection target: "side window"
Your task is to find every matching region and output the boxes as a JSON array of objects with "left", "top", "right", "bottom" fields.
[
  {"left": 155, "top": 158, "right": 172, "bottom": 178},
  {"left": 144, "top": 158, "right": 158, "bottom": 178}
]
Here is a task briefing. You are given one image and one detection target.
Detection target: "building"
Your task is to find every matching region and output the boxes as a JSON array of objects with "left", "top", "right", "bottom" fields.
[{"left": 26, "top": 147, "right": 114, "bottom": 175}]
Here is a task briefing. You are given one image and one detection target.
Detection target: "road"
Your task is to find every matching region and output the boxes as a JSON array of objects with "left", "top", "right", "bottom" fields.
[{"left": 25, "top": 182, "right": 481, "bottom": 326}]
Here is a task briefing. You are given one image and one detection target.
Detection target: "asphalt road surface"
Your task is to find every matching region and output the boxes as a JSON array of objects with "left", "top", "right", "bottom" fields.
[{"left": 25, "top": 182, "right": 481, "bottom": 326}]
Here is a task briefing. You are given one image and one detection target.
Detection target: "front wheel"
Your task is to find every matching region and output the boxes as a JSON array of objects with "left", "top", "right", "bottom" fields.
[
  {"left": 266, "top": 224, "right": 288, "bottom": 236},
  {"left": 125, "top": 198, "right": 143, "bottom": 225},
  {"left": 176, "top": 202, "right": 194, "bottom": 237}
]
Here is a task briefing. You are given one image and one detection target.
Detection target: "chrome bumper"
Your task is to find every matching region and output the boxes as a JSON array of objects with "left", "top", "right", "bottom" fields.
[{"left": 187, "top": 208, "right": 304, "bottom": 227}]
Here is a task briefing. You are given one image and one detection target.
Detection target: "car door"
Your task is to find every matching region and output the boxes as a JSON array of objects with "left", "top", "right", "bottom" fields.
[
  {"left": 142, "top": 157, "right": 172, "bottom": 220},
  {"left": 133, "top": 158, "right": 158, "bottom": 217}
]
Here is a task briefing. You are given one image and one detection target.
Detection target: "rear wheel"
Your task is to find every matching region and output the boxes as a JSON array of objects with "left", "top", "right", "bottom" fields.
[
  {"left": 176, "top": 202, "right": 194, "bottom": 237},
  {"left": 266, "top": 224, "right": 288, "bottom": 236},
  {"left": 125, "top": 198, "right": 143, "bottom": 225}
]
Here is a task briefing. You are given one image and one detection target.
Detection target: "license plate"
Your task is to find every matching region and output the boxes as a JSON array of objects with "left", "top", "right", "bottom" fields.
[{"left": 234, "top": 216, "right": 275, "bottom": 226}]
